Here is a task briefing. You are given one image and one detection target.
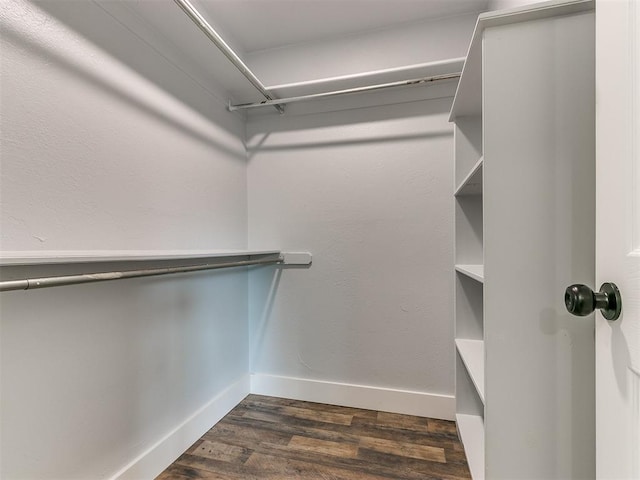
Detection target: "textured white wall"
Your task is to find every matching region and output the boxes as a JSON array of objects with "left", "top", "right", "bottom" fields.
[
  {"left": 0, "top": 1, "right": 249, "bottom": 478},
  {"left": 487, "top": 0, "right": 544, "bottom": 11},
  {"left": 1, "top": 1, "right": 247, "bottom": 252},
  {"left": 247, "top": 96, "right": 455, "bottom": 396},
  {"left": 245, "top": 13, "right": 479, "bottom": 87}
]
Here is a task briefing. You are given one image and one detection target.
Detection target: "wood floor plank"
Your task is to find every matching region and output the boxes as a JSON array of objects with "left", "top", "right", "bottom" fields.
[
  {"left": 359, "top": 435, "right": 447, "bottom": 463},
  {"left": 358, "top": 448, "right": 472, "bottom": 480},
  {"left": 189, "top": 440, "right": 251, "bottom": 463},
  {"left": 280, "top": 405, "right": 354, "bottom": 426},
  {"left": 243, "top": 401, "right": 355, "bottom": 426},
  {"left": 156, "top": 464, "right": 230, "bottom": 480},
  {"left": 428, "top": 418, "right": 459, "bottom": 435},
  {"left": 225, "top": 412, "right": 364, "bottom": 447},
  {"left": 288, "top": 435, "right": 359, "bottom": 458},
  {"left": 155, "top": 465, "right": 208, "bottom": 480},
  {"left": 239, "top": 408, "right": 359, "bottom": 434},
  {"left": 376, "top": 411, "right": 430, "bottom": 432},
  {"left": 243, "top": 451, "right": 397, "bottom": 480},
  {"left": 245, "top": 395, "right": 376, "bottom": 418},
  {"left": 203, "top": 420, "right": 292, "bottom": 448},
  {"left": 156, "top": 394, "right": 471, "bottom": 480},
  {"left": 173, "top": 454, "right": 255, "bottom": 479}
]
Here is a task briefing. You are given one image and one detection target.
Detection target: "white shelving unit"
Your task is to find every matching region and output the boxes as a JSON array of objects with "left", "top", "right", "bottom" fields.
[
  {"left": 450, "top": 1, "right": 596, "bottom": 478},
  {"left": 452, "top": 80, "right": 485, "bottom": 476}
]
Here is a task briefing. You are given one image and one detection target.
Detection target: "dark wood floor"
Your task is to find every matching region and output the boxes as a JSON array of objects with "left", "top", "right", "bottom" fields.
[{"left": 156, "top": 395, "right": 471, "bottom": 480}]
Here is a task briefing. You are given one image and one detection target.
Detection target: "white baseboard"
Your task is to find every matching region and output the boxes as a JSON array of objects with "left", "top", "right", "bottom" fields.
[
  {"left": 250, "top": 374, "right": 454, "bottom": 421},
  {"left": 112, "top": 375, "right": 250, "bottom": 480}
]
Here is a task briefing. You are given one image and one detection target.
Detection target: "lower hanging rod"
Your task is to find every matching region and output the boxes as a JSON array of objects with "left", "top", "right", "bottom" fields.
[
  {"left": 228, "top": 72, "right": 461, "bottom": 111},
  {"left": 0, "top": 256, "right": 282, "bottom": 292}
]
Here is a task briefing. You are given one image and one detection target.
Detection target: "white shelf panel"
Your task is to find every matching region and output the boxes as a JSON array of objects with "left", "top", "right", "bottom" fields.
[
  {"left": 455, "top": 339, "right": 485, "bottom": 404},
  {"left": 455, "top": 264, "right": 484, "bottom": 283},
  {"left": 456, "top": 413, "right": 485, "bottom": 480},
  {"left": 450, "top": 0, "right": 594, "bottom": 121},
  {"left": 455, "top": 156, "right": 483, "bottom": 196},
  {"left": 0, "top": 250, "right": 281, "bottom": 266}
]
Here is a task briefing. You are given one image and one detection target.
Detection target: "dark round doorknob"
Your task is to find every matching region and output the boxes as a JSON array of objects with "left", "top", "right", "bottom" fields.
[{"left": 564, "top": 282, "right": 621, "bottom": 320}]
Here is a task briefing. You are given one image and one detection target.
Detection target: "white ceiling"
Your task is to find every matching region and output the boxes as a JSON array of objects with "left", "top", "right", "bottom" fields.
[{"left": 192, "top": 0, "right": 490, "bottom": 53}]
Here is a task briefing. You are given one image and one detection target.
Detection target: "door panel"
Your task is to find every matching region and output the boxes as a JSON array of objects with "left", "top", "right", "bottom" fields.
[{"left": 595, "top": 0, "right": 640, "bottom": 477}]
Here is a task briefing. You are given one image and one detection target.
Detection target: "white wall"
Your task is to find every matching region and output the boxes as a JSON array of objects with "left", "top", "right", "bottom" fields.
[
  {"left": 0, "top": 1, "right": 249, "bottom": 478},
  {"left": 245, "top": 12, "right": 479, "bottom": 87},
  {"left": 487, "top": 0, "right": 545, "bottom": 11},
  {"left": 247, "top": 95, "right": 456, "bottom": 414}
]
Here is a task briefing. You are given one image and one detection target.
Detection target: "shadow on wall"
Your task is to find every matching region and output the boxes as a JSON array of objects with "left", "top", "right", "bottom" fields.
[
  {"left": 0, "top": 262, "right": 250, "bottom": 479},
  {"left": 3, "top": 0, "right": 244, "bottom": 161},
  {"left": 246, "top": 96, "right": 454, "bottom": 156},
  {"left": 249, "top": 266, "right": 282, "bottom": 371},
  {"left": 248, "top": 262, "right": 311, "bottom": 373},
  {"left": 249, "top": 86, "right": 455, "bottom": 132},
  {"left": 247, "top": 130, "right": 452, "bottom": 155}
]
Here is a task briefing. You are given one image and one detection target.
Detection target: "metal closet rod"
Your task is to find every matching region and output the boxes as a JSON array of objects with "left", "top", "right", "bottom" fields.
[
  {"left": 173, "top": 0, "right": 461, "bottom": 113},
  {"left": 0, "top": 256, "right": 282, "bottom": 292},
  {"left": 172, "top": 0, "right": 284, "bottom": 114},
  {"left": 228, "top": 72, "right": 462, "bottom": 111}
]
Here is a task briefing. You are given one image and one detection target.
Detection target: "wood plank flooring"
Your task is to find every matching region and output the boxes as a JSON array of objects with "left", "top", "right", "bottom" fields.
[{"left": 156, "top": 395, "right": 471, "bottom": 480}]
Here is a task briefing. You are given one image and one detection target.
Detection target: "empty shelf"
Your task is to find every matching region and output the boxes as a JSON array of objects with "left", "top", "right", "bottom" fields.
[
  {"left": 455, "top": 156, "right": 483, "bottom": 196},
  {"left": 455, "top": 264, "right": 484, "bottom": 283},
  {"left": 0, "top": 249, "right": 283, "bottom": 266},
  {"left": 455, "top": 339, "right": 485, "bottom": 403}
]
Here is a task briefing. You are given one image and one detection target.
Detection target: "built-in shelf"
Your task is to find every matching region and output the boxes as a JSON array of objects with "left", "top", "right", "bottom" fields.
[
  {"left": 451, "top": 2, "right": 596, "bottom": 478},
  {"left": 455, "top": 264, "right": 484, "bottom": 283},
  {"left": 455, "top": 339, "right": 485, "bottom": 403},
  {"left": 455, "top": 156, "right": 483, "bottom": 196},
  {"left": 456, "top": 413, "right": 485, "bottom": 480}
]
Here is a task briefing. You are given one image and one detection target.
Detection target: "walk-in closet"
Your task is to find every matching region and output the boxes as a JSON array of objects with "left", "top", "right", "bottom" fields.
[{"left": 1, "top": 0, "right": 638, "bottom": 479}]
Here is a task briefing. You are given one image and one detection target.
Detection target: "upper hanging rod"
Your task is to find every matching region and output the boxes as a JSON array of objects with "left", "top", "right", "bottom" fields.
[
  {"left": 0, "top": 256, "right": 282, "bottom": 292},
  {"left": 173, "top": 0, "right": 460, "bottom": 113},
  {"left": 228, "top": 72, "right": 461, "bottom": 111},
  {"left": 172, "top": 0, "right": 284, "bottom": 114}
]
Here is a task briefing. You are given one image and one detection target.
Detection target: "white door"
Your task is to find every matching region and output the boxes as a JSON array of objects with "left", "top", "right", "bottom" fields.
[{"left": 595, "top": 0, "right": 640, "bottom": 477}]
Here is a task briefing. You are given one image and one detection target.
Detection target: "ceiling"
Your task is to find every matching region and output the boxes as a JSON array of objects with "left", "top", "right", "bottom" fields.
[{"left": 191, "top": 0, "right": 490, "bottom": 53}]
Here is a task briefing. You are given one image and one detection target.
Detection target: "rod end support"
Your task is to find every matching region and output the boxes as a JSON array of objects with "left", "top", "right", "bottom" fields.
[{"left": 280, "top": 252, "right": 312, "bottom": 266}]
